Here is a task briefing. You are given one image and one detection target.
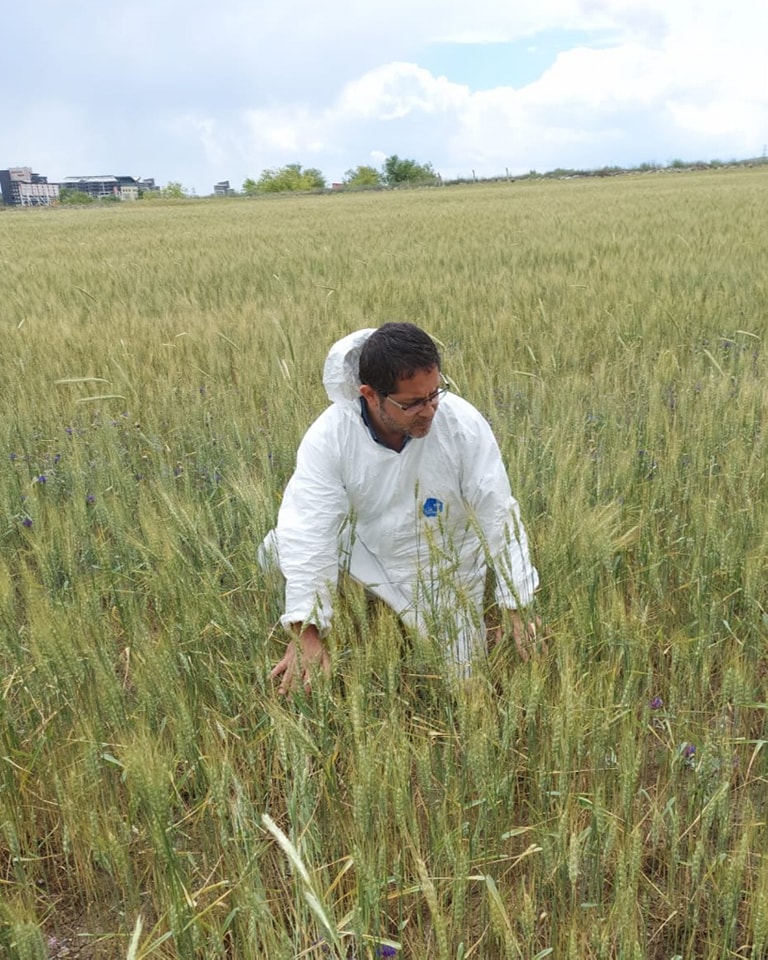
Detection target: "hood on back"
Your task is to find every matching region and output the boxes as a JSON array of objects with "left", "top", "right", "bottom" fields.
[{"left": 322, "top": 328, "right": 376, "bottom": 403}]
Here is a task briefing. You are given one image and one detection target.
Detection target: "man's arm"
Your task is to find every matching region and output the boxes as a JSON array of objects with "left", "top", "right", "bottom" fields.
[
  {"left": 457, "top": 411, "right": 546, "bottom": 658},
  {"left": 460, "top": 409, "right": 539, "bottom": 609},
  {"left": 272, "top": 414, "right": 349, "bottom": 690},
  {"left": 277, "top": 418, "right": 349, "bottom": 633}
]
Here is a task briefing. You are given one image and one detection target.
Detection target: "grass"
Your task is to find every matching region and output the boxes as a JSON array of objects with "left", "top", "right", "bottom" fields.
[{"left": 1, "top": 167, "right": 768, "bottom": 958}]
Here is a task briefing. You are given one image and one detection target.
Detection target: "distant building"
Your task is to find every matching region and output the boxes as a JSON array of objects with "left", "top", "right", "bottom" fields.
[
  {"left": 60, "top": 175, "right": 144, "bottom": 200},
  {"left": 214, "top": 180, "right": 235, "bottom": 197},
  {"left": 0, "top": 167, "right": 59, "bottom": 206}
]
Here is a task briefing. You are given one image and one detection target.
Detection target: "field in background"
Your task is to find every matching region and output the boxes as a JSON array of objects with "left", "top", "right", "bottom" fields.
[{"left": 1, "top": 168, "right": 768, "bottom": 959}]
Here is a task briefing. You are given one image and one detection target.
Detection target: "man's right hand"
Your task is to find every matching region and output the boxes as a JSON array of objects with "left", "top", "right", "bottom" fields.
[{"left": 270, "top": 624, "right": 330, "bottom": 696}]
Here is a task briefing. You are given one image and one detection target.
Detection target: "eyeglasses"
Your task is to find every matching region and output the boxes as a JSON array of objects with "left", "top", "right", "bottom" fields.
[{"left": 383, "top": 379, "right": 449, "bottom": 416}]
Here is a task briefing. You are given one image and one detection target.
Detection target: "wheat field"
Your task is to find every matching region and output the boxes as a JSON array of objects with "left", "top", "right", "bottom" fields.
[{"left": 1, "top": 167, "right": 768, "bottom": 959}]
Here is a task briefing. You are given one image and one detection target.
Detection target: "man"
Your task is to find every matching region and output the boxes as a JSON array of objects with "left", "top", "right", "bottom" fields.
[{"left": 265, "top": 323, "right": 540, "bottom": 695}]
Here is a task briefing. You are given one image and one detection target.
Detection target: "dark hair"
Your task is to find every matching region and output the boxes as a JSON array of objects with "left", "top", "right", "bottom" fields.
[{"left": 358, "top": 322, "right": 441, "bottom": 395}]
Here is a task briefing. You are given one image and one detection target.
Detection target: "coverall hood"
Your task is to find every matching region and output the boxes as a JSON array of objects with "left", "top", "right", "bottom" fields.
[{"left": 322, "top": 328, "right": 376, "bottom": 403}]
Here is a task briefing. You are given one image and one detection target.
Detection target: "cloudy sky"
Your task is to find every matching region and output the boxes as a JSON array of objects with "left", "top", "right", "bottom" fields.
[{"left": 3, "top": 0, "right": 767, "bottom": 195}]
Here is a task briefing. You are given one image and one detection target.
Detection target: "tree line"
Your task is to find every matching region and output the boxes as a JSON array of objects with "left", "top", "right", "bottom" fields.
[
  {"left": 52, "top": 156, "right": 437, "bottom": 205},
  {"left": 242, "top": 155, "right": 438, "bottom": 194}
]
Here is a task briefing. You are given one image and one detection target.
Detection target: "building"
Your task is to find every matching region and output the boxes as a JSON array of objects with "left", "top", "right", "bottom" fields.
[
  {"left": 0, "top": 168, "right": 59, "bottom": 206},
  {"left": 1, "top": 167, "right": 160, "bottom": 206},
  {"left": 214, "top": 180, "right": 235, "bottom": 197},
  {"left": 60, "top": 175, "right": 144, "bottom": 200}
]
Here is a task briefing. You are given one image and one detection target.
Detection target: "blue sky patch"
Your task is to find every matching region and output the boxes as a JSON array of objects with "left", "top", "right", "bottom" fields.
[{"left": 419, "top": 30, "right": 611, "bottom": 91}]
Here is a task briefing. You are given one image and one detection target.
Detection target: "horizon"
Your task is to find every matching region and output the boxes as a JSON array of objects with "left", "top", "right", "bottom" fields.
[{"left": 3, "top": 151, "right": 767, "bottom": 202}]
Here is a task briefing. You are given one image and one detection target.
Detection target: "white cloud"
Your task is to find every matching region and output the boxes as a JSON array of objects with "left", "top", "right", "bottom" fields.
[
  {"left": 667, "top": 100, "right": 766, "bottom": 140},
  {"left": 241, "top": 106, "right": 337, "bottom": 159},
  {"left": 526, "top": 44, "right": 669, "bottom": 107},
  {"left": 338, "top": 63, "right": 469, "bottom": 121}
]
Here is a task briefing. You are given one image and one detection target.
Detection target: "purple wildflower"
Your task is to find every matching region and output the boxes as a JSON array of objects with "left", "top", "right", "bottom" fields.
[
  {"left": 649, "top": 696, "right": 664, "bottom": 710},
  {"left": 53, "top": 453, "right": 62, "bottom": 464},
  {"left": 9, "top": 453, "right": 18, "bottom": 461},
  {"left": 682, "top": 743, "right": 696, "bottom": 759},
  {"left": 374, "top": 946, "right": 398, "bottom": 958},
  {"left": 86, "top": 494, "right": 95, "bottom": 505},
  {"left": 22, "top": 516, "right": 33, "bottom": 528},
  {"left": 36, "top": 474, "right": 47, "bottom": 484}
]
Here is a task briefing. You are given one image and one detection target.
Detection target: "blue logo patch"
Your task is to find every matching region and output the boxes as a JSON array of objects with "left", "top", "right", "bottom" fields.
[{"left": 422, "top": 497, "right": 444, "bottom": 518}]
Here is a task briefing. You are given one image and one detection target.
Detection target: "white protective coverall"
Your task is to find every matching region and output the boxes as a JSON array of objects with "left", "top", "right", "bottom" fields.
[{"left": 263, "top": 329, "right": 539, "bottom": 666}]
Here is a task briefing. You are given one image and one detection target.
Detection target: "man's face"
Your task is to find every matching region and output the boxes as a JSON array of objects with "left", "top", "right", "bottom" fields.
[{"left": 363, "top": 365, "right": 443, "bottom": 443}]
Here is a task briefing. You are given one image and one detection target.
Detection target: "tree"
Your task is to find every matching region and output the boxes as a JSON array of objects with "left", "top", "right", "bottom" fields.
[
  {"left": 58, "top": 188, "right": 93, "bottom": 205},
  {"left": 242, "top": 178, "right": 259, "bottom": 196},
  {"left": 161, "top": 181, "right": 188, "bottom": 199},
  {"left": 255, "top": 164, "right": 326, "bottom": 193},
  {"left": 382, "top": 155, "right": 438, "bottom": 186},
  {"left": 343, "top": 165, "right": 383, "bottom": 188}
]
